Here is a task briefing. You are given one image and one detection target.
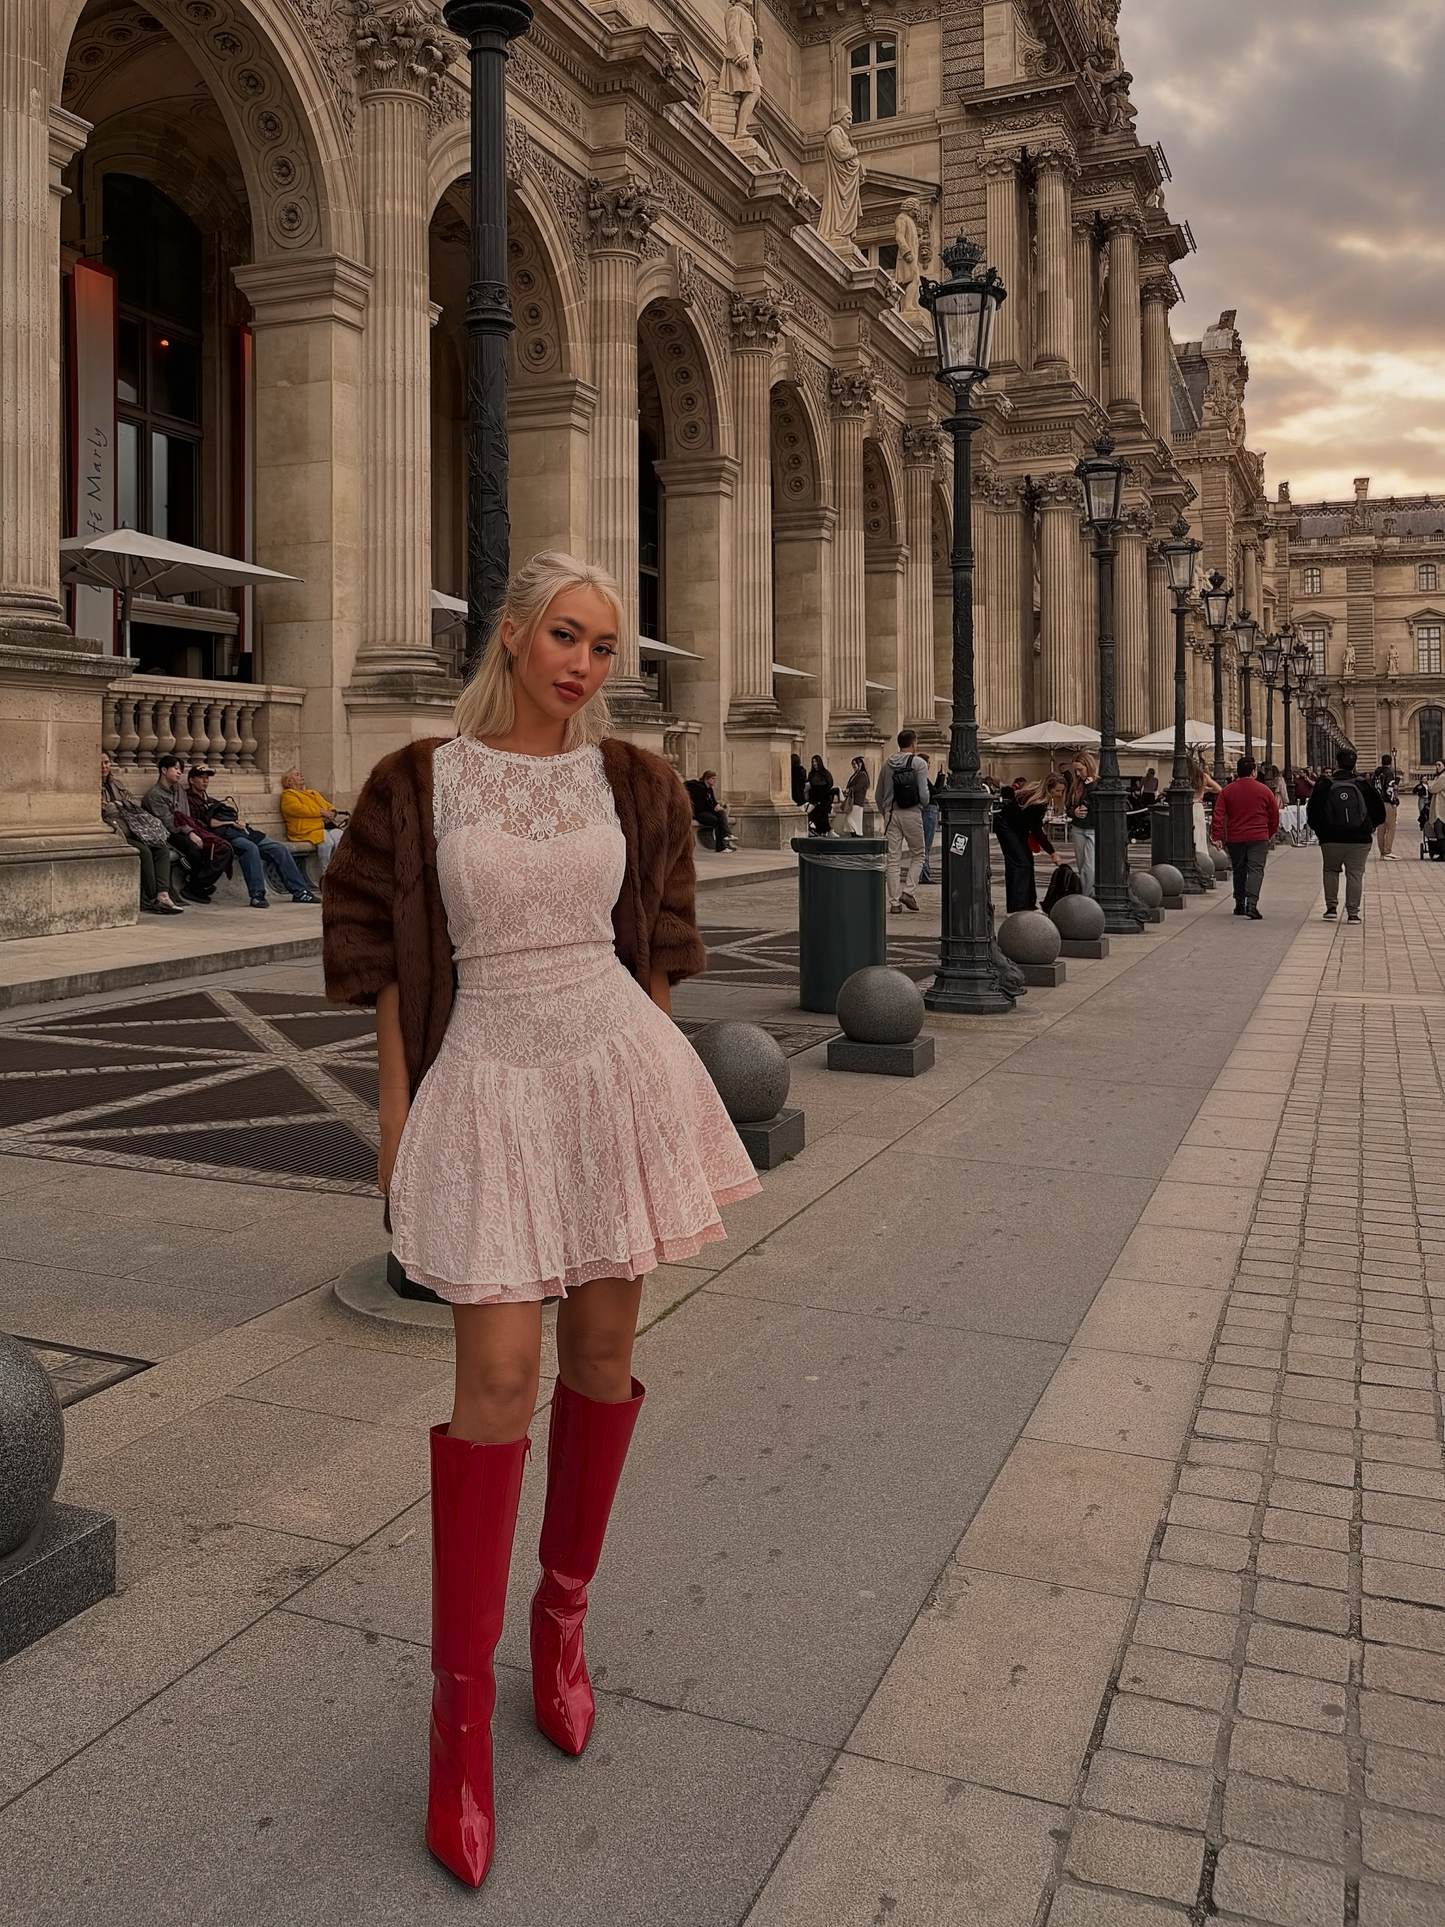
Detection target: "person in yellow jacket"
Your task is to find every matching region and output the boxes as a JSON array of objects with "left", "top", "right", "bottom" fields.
[{"left": 279, "top": 767, "right": 345, "bottom": 874}]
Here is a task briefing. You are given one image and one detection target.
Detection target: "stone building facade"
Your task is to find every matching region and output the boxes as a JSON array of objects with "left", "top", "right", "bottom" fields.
[
  {"left": 4, "top": 0, "right": 1259, "bottom": 937},
  {"left": 1267, "top": 478, "right": 1445, "bottom": 780}
]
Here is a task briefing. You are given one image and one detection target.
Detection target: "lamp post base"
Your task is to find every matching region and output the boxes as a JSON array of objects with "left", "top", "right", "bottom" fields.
[
  {"left": 1094, "top": 786, "right": 1144, "bottom": 936},
  {"left": 1165, "top": 784, "right": 1204, "bottom": 892},
  {"left": 924, "top": 787, "right": 1016, "bottom": 1017}
]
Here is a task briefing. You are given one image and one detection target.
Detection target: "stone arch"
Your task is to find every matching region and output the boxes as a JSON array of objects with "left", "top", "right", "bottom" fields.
[
  {"left": 862, "top": 436, "right": 902, "bottom": 552},
  {"left": 638, "top": 300, "right": 722, "bottom": 460},
  {"left": 770, "top": 383, "right": 821, "bottom": 511},
  {"left": 54, "top": 0, "right": 361, "bottom": 261}
]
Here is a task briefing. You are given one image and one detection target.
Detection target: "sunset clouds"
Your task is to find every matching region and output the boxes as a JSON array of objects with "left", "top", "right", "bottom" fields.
[{"left": 1125, "top": 0, "right": 1445, "bottom": 500}]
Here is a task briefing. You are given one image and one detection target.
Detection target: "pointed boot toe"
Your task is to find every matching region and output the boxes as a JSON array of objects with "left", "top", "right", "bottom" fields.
[{"left": 530, "top": 1578, "right": 596, "bottom": 1755}]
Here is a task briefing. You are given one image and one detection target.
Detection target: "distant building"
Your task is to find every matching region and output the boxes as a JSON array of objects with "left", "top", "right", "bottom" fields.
[{"left": 1269, "top": 478, "right": 1445, "bottom": 775}]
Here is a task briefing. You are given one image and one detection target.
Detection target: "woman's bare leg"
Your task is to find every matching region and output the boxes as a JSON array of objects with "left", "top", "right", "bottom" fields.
[
  {"left": 450, "top": 1301, "right": 544, "bottom": 1442},
  {"left": 555, "top": 1277, "right": 644, "bottom": 1403}
]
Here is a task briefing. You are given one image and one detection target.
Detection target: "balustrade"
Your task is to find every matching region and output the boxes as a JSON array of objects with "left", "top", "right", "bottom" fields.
[{"left": 103, "top": 676, "right": 304, "bottom": 779}]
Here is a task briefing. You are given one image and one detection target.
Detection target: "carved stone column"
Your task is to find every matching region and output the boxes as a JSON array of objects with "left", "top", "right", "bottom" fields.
[
  {"left": 977, "top": 471, "right": 1025, "bottom": 735},
  {"left": 1072, "top": 216, "right": 1099, "bottom": 402},
  {"left": 901, "top": 423, "right": 942, "bottom": 734},
  {"left": 729, "top": 299, "right": 784, "bottom": 726},
  {"left": 827, "top": 370, "right": 875, "bottom": 737},
  {"left": 1033, "top": 147, "right": 1076, "bottom": 375},
  {"left": 981, "top": 152, "right": 1022, "bottom": 372},
  {"left": 351, "top": 3, "right": 448, "bottom": 686},
  {"left": 1106, "top": 209, "right": 1145, "bottom": 416},
  {"left": 1141, "top": 270, "right": 1178, "bottom": 444},
  {"left": 1243, "top": 538, "right": 1261, "bottom": 620},
  {"left": 586, "top": 177, "right": 655, "bottom": 691},
  {"left": 1147, "top": 538, "right": 1173, "bottom": 731},
  {"left": 1037, "top": 473, "right": 1084, "bottom": 724},
  {"left": 1116, "top": 506, "right": 1151, "bottom": 739}
]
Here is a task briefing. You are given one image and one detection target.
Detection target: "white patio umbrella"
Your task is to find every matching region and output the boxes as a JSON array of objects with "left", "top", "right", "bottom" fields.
[
  {"left": 639, "top": 636, "right": 703, "bottom": 660},
  {"left": 430, "top": 588, "right": 467, "bottom": 638},
  {"left": 983, "top": 719, "right": 1102, "bottom": 749},
  {"left": 1126, "top": 721, "right": 1246, "bottom": 754},
  {"left": 59, "top": 528, "right": 296, "bottom": 656}
]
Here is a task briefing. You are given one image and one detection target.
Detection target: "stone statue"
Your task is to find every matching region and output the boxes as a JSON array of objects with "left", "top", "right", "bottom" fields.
[
  {"left": 1387, "top": 643, "right": 1401, "bottom": 677},
  {"left": 1102, "top": 69, "right": 1138, "bottom": 133},
  {"left": 893, "top": 207, "right": 925, "bottom": 323},
  {"left": 819, "top": 108, "right": 863, "bottom": 256},
  {"left": 720, "top": 0, "right": 762, "bottom": 142},
  {"left": 1342, "top": 643, "right": 1356, "bottom": 678}
]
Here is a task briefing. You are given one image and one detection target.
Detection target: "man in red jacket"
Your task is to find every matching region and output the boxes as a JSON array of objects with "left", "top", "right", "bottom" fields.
[{"left": 1211, "top": 755, "right": 1281, "bottom": 920}]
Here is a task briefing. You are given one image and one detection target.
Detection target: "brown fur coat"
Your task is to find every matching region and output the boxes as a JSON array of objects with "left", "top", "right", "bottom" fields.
[{"left": 321, "top": 735, "right": 707, "bottom": 1098}]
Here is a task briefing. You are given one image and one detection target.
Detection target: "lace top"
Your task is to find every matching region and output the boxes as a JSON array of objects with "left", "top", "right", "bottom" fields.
[{"left": 433, "top": 737, "right": 615, "bottom": 842}]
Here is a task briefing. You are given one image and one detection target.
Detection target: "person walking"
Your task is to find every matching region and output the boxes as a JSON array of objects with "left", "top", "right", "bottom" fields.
[
  {"left": 1064, "top": 753, "right": 1097, "bottom": 896},
  {"left": 917, "top": 756, "right": 939, "bottom": 882},
  {"left": 875, "top": 728, "right": 929, "bottom": 914},
  {"left": 1371, "top": 753, "right": 1401, "bottom": 859},
  {"left": 1308, "top": 746, "right": 1386, "bottom": 922},
  {"left": 842, "top": 755, "right": 870, "bottom": 835},
  {"left": 804, "top": 754, "right": 837, "bottom": 836},
  {"left": 994, "top": 776, "right": 1062, "bottom": 912},
  {"left": 323, "top": 552, "right": 759, "bottom": 1890},
  {"left": 1210, "top": 754, "right": 1279, "bottom": 919}
]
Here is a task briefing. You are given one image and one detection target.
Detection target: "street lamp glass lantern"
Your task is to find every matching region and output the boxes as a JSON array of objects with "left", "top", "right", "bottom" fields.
[
  {"left": 1075, "top": 434, "right": 1127, "bottom": 532},
  {"left": 1259, "top": 634, "right": 1284, "bottom": 680},
  {"left": 1289, "top": 636, "right": 1314, "bottom": 681},
  {"left": 920, "top": 235, "right": 1005, "bottom": 388},
  {"left": 1161, "top": 517, "right": 1201, "bottom": 594},
  {"left": 1199, "top": 570, "right": 1234, "bottom": 634},
  {"left": 1233, "top": 608, "right": 1258, "bottom": 660}
]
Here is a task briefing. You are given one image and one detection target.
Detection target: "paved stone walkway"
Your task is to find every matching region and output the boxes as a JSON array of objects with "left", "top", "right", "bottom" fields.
[{"left": 4, "top": 848, "right": 1445, "bottom": 1925}]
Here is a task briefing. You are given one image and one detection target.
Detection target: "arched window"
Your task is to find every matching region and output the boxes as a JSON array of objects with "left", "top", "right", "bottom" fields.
[
  {"left": 1420, "top": 707, "right": 1443, "bottom": 767},
  {"left": 850, "top": 39, "right": 896, "bottom": 124},
  {"left": 103, "top": 175, "right": 202, "bottom": 547},
  {"left": 1420, "top": 563, "right": 1438, "bottom": 592}
]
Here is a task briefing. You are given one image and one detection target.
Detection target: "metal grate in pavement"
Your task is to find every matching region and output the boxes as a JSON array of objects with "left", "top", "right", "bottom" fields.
[{"left": 16, "top": 1337, "right": 152, "bottom": 1408}]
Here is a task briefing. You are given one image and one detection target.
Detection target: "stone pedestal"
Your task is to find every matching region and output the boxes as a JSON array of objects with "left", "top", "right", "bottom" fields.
[
  {"left": 1059, "top": 936, "right": 1109, "bottom": 960},
  {"left": 0, "top": 1503, "right": 116, "bottom": 1663},
  {"left": 1019, "top": 960, "right": 1066, "bottom": 987},
  {"left": 737, "top": 1107, "right": 805, "bottom": 1168},
  {"left": 827, "top": 1034, "right": 934, "bottom": 1077},
  {"left": 0, "top": 641, "right": 139, "bottom": 937}
]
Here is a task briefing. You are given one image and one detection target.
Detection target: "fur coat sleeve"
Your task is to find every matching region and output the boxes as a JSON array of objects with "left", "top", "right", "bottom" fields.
[{"left": 600, "top": 738, "right": 707, "bottom": 985}]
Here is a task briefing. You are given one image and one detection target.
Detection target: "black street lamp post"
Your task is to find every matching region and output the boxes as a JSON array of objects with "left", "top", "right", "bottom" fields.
[
  {"left": 1281, "top": 633, "right": 1312, "bottom": 787},
  {"left": 1200, "top": 570, "right": 1234, "bottom": 784},
  {"left": 1160, "top": 516, "right": 1203, "bottom": 892},
  {"left": 443, "top": 0, "right": 534, "bottom": 676},
  {"left": 920, "top": 236, "right": 1014, "bottom": 1016},
  {"left": 1077, "top": 435, "right": 1142, "bottom": 935},
  {"left": 1258, "top": 627, "right": 1286, "bottom": 772},
  {"left": 1233, "top": 608, "right": 1258, "bottom": 762}
]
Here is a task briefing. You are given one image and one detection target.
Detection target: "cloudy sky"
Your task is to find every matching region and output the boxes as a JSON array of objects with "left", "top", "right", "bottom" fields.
[{"left": 1125, "top": 0, "right": 1445, "bottom": 504}]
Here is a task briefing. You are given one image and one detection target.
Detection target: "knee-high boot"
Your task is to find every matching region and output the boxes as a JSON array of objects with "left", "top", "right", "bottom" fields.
[
  {"left": 426, "top": 1424, "right": 528, "bottom": 1888},
  {"left": 530, "top": 1377, "right": 644, "bottom": 1756}
]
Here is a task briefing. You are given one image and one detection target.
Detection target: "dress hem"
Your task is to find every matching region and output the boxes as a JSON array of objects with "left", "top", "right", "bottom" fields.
[{"left": 398, "top": 1175, "right": 761, "bottom": 1306}]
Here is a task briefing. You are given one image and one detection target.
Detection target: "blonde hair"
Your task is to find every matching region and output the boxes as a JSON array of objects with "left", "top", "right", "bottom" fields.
[
  {"left": 281, "top": 767, "right": 303, "bottom": 790},
  {"left": 453, "top": 551, "right": 621, "bottom": 748}
]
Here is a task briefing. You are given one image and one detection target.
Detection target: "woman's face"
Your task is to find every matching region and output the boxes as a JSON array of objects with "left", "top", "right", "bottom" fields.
[
  {"left": 100, "top": 752, "right": 112, "bottom": 780},
  {"left": 503, "top": 586, "right": 617, "bottom": 726}
]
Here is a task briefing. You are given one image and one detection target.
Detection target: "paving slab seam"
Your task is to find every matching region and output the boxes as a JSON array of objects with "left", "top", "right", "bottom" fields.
[{"left": 739, "top": 885, "right": 1338, "bottom": 1927}]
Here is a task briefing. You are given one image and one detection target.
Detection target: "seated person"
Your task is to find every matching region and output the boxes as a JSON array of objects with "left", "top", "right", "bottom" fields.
[
  {"left": 684, "top": 770, "right": 737, "bottom": 851},
  {"left": 101, "top": 752, "right": 184, "bottom": 914},
  {"left": 278, "top": 767, "right": 345, "bottom": 875},
  {"left": 143, "top": 753, "right": 230, "bottom": 902},
  {"left": 183, "top": 764, "right": 320, "bottom": 908}
]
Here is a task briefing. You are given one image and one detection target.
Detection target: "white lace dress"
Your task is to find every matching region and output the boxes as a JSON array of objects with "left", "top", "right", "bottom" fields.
[{"left": 387, "top": 739, "right": 760, "bottom": 1302}]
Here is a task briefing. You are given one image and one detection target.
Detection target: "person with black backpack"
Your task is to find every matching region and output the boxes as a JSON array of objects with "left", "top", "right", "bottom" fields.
[
  {"left": 1307, "top": 746, "right": 1386, "bottom": 922},
  {"left": 1371, "top": 753, "right": 1402, "bottom": 858},
  {"left": 874, "top": 728, "right": 930, "bottom": 913}
]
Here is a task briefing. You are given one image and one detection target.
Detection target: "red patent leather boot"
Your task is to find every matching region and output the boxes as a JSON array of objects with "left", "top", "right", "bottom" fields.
[
  {"left": 530, "top": 1376, "right": 644, "bottom": 1755},
  {"left": 426, "top": 1424, "right": 528, "bottom": 1888}
]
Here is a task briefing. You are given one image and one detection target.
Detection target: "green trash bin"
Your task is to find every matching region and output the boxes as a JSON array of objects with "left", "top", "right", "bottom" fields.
[{"left": 792, "top": 835, "right": 887, "bottom": 1013}]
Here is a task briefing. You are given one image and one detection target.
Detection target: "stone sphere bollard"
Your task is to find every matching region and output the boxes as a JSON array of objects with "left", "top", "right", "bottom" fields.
[
  {"left": 1130, "top": 870, "right": 1164, "bottom": 908},
  {"left": 1149, "top": 863, "right": 1185, "bottom": 897},
  {"left": 0, "top": 1334, "right": 64, "bottom": 1559},
  {"left": 835, "top": 966, "right": 925, "bottom": 1046},
  {"left": 690, "top": 1021, "right": 790, "bottom": 1124},
  {"left": 1212, "top": 845, "right": 1231, "bottom": 875},
  {"left": 996, "top": 909, "right": 1062, "bottom": 965},
  {"left": 1049, "top": 893, "right": 1106, "bottom": 941}
]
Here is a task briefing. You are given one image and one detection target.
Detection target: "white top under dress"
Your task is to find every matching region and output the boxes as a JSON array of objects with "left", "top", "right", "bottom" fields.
[{"left": 387, "top": 739, "right": 760, "bottom": 1303}]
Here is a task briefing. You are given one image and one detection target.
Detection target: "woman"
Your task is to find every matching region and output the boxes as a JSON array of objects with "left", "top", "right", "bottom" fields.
[
  {"left": 100, "top": 752, "right": 183, "bottom": 914},
  {"left": 323, "top": 553, "right": 759, "bottom": 1890},
  {"left": 279, "top": 768, "right": 345, "bottom": 875},
  {"left": 1065, "top": 753, "right": 1098, "bottom": 896},
  {"left": 995, "top": 775, "right": 1062, "bottom": 912},
  {"left": 842, "top": 756, "right": 870, "bottom": 835},
  {"left": 1190, "top": 756, "right": 1221, "bottom": 884},
  {"left": 805, "top": 754, "right": 837, "bottom": 836}
]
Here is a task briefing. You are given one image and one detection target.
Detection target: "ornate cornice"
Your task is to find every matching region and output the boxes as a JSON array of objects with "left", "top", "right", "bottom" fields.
[
  {"left": 354, "top": 2, "right": 450, "bottom": 101},
  {"left": 586, "top": 177, "right": 657, "bottom": 253}
]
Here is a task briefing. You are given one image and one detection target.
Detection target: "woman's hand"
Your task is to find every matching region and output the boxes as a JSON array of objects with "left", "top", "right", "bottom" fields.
[
  {"left": 377, "top": 1095, "right": 409, "bottom": 1197},
  {"left": 1049, "top": 852, "right": 1061, "bottom": 867},
  {"left": 1073, "top": 805, "right": 1086, "bottom": 820},
  {"left": 375, "top": 982, "right": 409, "bottom": 1197}
]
